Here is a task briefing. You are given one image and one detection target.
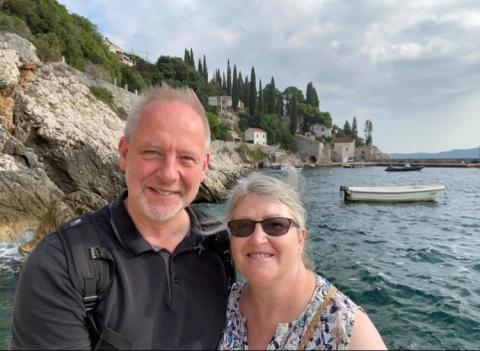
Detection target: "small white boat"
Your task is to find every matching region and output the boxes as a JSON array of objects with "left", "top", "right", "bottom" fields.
[{"left": 339, "top": 185, "right": 445, "bottom": 203}]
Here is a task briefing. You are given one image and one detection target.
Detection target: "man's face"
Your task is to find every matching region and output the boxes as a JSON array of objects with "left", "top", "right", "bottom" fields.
[{"left": 119, "top": 100, "right": 210, "bottom": 224}]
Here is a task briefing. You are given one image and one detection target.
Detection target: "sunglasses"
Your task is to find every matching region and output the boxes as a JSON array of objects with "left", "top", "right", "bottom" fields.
[{"left": 227, "top": 217, "right": 299, "bottom": 237}]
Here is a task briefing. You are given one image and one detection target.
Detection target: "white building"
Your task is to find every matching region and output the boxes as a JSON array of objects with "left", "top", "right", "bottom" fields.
[
  {"left": 104, "top": 37, "right": 135, "bottom": 67},
  {"left": 310, "top": 123, "right": 332, "bottom": 138},
  {"left": 245, "top": 128, "right": 267, "bottom": 145},
  {"left": 208, "top": 96, "right": 232, "bottom": 112},
  {"left": 334, "top": 137, "right": 355, "bottom": 162}
]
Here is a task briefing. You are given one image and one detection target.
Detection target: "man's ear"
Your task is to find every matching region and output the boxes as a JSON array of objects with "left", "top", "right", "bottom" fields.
[
  {"left": 200, "top": 152, "right": 211, "bottom": 182},
  {"left": 118, "top": 137, "right": 128, "bottom": 172}
]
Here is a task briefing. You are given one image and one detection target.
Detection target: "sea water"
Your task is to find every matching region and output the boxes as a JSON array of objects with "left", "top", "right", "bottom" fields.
[{"left": 1, "top": 167, "right": 479, "bottom": 349}]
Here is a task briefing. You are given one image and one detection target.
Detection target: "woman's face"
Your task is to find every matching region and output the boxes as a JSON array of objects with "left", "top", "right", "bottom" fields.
[{"left": 230, "top": 193, "right": 307, "bottom": 286}]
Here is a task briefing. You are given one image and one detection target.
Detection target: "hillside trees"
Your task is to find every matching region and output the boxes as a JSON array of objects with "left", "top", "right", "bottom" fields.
[
  {"left": 1, "top": 0, "right": 349, "bottom": 149},
  {"left": 306, "top": 82, "right": 319, "bottom": 108},
  {"left": 249, "top": 66, "right": 257, "bottom": 117}
]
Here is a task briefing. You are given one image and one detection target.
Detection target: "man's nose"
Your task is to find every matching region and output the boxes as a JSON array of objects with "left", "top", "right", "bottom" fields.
[{"left": 155, "top": 156, "right": 179, "bottom": 181}]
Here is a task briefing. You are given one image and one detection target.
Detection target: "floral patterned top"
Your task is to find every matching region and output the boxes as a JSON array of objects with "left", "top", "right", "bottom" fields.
[{"left": 218, "top": 274, "right": 358, "bottom": 350}]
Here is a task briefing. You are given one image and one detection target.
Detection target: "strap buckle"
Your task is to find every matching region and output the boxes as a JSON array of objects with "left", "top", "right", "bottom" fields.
[{"left": 84, "top": 295, "right": 99, "bottom": 311}]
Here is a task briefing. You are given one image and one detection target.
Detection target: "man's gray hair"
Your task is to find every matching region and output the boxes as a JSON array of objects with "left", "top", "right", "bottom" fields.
[
  {"left": 227, "top": 172, "right": 306, "bottom": 229},
  {"left": 124, "top": 83, "right": 211, "bottom": 150}
]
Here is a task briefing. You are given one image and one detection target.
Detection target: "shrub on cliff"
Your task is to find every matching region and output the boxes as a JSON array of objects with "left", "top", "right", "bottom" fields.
[{"left": 89, "top": 86, "right": 128, "bottom": 120}]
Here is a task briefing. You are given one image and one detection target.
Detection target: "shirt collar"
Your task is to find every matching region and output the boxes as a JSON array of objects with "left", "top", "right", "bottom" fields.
[{"left": 109, "top": 191, "right": 204, "bottom": 256}]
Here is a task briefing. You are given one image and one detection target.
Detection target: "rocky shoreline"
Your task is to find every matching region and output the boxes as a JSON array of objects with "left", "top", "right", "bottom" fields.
[{"left": 0, "top": 33, "right": 256, "bottom": 252}]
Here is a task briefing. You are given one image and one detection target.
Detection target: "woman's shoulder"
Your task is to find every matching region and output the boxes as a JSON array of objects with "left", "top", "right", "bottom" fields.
[{"left": 301, "top": 274, "right": 358, "bottom": 349}]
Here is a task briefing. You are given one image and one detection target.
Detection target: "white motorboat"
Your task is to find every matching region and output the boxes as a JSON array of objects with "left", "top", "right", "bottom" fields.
[{"left": 339, "top": 185, "right": 445, "bottom": 203}]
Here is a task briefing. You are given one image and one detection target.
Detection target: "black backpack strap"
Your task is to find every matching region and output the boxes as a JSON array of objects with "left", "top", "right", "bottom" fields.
[
  {"left": 191, "top": 207, "right": 236, "bottom": 287},
  {"left": 56, "top": 214, "right": 115, "bottom": 346}
]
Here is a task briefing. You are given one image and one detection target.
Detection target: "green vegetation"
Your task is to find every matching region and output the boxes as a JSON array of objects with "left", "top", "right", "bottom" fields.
[
  {"left": 333, "top": 116, "right": 373, "bottom": 145},
  {"left": 235, "top": 143, "right": 267, "bottom": 163},
  {"left": 0, "top": 0, "right": 374, "bottom": 150},
  {"left": 89, "top": 86, "right": 127, "bottom": 120}
]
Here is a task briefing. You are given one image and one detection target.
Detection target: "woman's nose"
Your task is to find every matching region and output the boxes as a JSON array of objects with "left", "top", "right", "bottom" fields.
[{"left": 248, "top": 222, "right": 269, "bottom": 243}]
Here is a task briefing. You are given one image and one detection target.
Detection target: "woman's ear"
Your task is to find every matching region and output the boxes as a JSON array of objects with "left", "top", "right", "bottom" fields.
[{"left": 298, "top": 228, "right": 307, "bottom": 253}]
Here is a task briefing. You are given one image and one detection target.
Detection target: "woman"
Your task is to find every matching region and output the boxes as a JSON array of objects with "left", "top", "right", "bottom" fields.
[{"left": 218, "top": 173, "right": 387, "bottom": 350}]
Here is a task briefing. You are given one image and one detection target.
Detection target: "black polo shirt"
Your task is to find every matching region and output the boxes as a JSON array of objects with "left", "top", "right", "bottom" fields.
[{"left": 11, "top": 192, "right": 230, "bottom": 350}]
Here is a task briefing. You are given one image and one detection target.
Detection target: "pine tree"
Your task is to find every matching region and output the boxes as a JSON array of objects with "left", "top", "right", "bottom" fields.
[
  {"left": 232, "top": 65, "right": 239, "bottom": 111},
  {"left": 343, "top": 120, "right": 352, "bottom": 135},
  {"left": 202, "top": 55, "right": 208, "bottom": 81},
  {"left": 249, "top": 67, "right": 256, "bottom": 116},
  {"left": 226, "top": 60, "right": 232, "bottom": 96}
]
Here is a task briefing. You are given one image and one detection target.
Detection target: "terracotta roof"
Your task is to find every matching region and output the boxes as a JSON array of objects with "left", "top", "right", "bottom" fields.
[
  {"left": 334, "top": 137, "right": 355, "bottom": 143},
  {"left": 249, "top": 128, "right": 266, "bottom": 133}
]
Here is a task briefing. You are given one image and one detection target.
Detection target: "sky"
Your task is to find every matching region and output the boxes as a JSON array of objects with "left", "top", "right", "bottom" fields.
[{"left": 58, "top": 0, "right": 480, "bottom": 154}]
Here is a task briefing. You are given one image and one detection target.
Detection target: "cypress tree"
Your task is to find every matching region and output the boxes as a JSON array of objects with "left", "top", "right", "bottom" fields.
[
  {"left": 216, "top": 69, "right": 222, "bottom": 87},
  {"left": 313, "top": 86, "right": 319, "bottom": 108},
  {"left": 202, "top": 55, "right": 208, "bottom": 81},
  {"left": 238, "top": 71, "right": 244, "bottom": 106},
  {"left": 277, "top": 94, "right": 284, "bottom": 115},
  {"left": 306, "top": 82, "right": 315, "bottom": 106},
  {"left": 198, "top": 59, "right": 203, "bottom": 76},
  {"left": 222, "top": 72, "right": 227, "bottom": 93},
  {"left": 226, "top": 60, "right": 232, "bottom": 95},
  {"left": 289, "top": 97, "right": 298, "bottom": 135},
  {"left": 232, "top": 65, "right": 238, "bottom": 111},
  {"left": 267, "top": 76, "right": 276, "bottom": 113},
  {"left": 258, "top": 80, "right": 264, "bottom": 114},
  {"left": 184, "top": 49, "right": 190, "bottom": 64},
  {"left": 189, "top": 48, "right": 195, "bottom": 67},
  {"left": 352, "top": 116, "right": 358, "bottom": 137},
  {"left": 249, "top": 67, "right": 256, "bottom": 116},
  {"left": 244, "top": 76, "right": 250, "bottom": 108}
]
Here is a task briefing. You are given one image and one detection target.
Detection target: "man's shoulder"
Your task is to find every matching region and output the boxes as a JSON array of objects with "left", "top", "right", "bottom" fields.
[{"left": 33, "top": 205, "right": 112, "bottom": 257}]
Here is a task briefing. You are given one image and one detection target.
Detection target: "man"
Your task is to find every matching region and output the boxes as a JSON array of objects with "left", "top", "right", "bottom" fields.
[{"left": 11, "top": 84, "right": 231, "bottom": 349}]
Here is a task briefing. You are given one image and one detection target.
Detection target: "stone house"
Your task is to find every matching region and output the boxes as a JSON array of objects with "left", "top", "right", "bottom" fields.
[
  {"left": 245, "top": 128, "right": 267, "bottom": 145},
  {"left": 333, "top": 137, "right": 355, "bottom": 162},
  {"left": 208, "top": 96, "right": 232, "bottom": 112},
  {"left": 208, "top": 96, "right": 245, "bottom": 113},
  {"left": 295, "top": 134, "right": 324, "bottom": 163},
  {"left": 310, "top": 123, "right": 331, "bottom": 138}
]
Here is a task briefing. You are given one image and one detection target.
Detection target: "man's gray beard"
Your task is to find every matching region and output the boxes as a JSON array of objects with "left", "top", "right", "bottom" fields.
[{"left": 140, "top": 196, "right": 185, "bottom": 222}]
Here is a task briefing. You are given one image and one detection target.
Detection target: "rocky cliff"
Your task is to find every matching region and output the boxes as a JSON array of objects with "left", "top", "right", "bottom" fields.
[{"left": 0, "top": 33, "right": 255, "bottom": 252}]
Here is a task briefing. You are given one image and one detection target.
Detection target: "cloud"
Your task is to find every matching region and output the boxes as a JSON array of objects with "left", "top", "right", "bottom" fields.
[{"left": 58, "top": 0, "right": 480, "bottom": 153}]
